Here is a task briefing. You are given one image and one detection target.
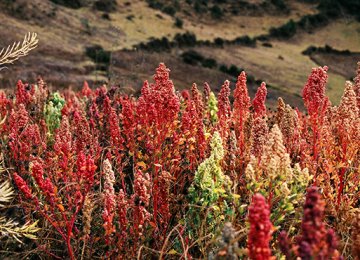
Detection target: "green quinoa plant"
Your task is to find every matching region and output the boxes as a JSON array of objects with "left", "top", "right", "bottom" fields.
[
  {"left": 207, "top": 91, "right": 218, "bottom": 125},
  {"left": 44, "top": 92, "right": 65, "bottom": 136},
  {"left": 186, "top": 131, "right": 234, "bottom": 255}
]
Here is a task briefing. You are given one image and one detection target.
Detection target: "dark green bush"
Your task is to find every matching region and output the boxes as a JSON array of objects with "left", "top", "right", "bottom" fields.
[
  {"left": 175, "top": 17, "right": 183, "bottom": 28},
  {"left": 163, "top": 5, "right": 176, "bottom": 16},
  {"left": 85, "top": 45, "right": 111, "bottom": 64},
  {"left": 298, "top": 13, "right": 329, "bottom": 31},
  {"left": 174, "top": 32, "right": 197, "bottom": 47},
  {"left": 93, "top": 0, "right": 117, "bottom": 12},
  {"left": 302, "top": 45, "right": 352, "bottom": 55},
  {"left": 219, "top": 64, "right": 244, "bottom": 77},
  {"left": 194, "top": 1, "right": 207, "bottom": 13},
  {"left": 232, "top": 35, "right": 256, "bottom": 46},
  {"left": 147, "top": 0, "right": 164, "bottom": 9},
  {"left": 210, "top": 5, "right": 223, "bottom": 19},
  {"left": 202, "top": 58, "right": 217, "bottom": 69},
  {"left": 138, "top": 37, "right": 172, "bottom": 52},
  {"left": 181, "top": 50, "right": 204, "bottom": 65},
  {"left": 269, "top": 19, "right": 297, "bottom": 39},
  {"left": 262, "top": 42, "right": 273, "bottom": 48},
  {"left": 50, "top": 0, "right": 84, "bottom": 9},
  {"left": 214, "top": 38, "right": 224, "bottom": 47},
  {"left": 318, "top": 0, "right": 360, "bottom": 20},
  {"left": 271, "top": 0, "right": 287, "bottom": 10}
]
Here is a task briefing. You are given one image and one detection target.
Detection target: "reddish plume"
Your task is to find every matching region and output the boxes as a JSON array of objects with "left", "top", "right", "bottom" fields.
[
  {"left": 302, "top": 66, "right": 329, "bottom": 117},
  {"left": 248, "top": 193, "right": 273, "bottom": 260},
  {"left": 253, "top": 82, "right": 267, "bottom": 118}
]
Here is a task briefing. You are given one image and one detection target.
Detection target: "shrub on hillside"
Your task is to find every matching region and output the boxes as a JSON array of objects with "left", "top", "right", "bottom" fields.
[
  {"left": 181, "top": 50, "right": 204, "bottom": 65},
  {"left": 174, "top": 32, "right": 197, "bottom": 47},
  {"left": 210, "top": 5, "right": 223, "bottom": 19},
  {"left": 93, "top": 0, "right": 117, "bottom": 12},
  {"left": 49, "top": 0, "right": 85, "bottom": 9},
  {"left": 162, "top": 5, "right": 177, "bottom": 16},
  {"left": 270, "top": 19, "right": 297, "bottom": 38},
  {"left": 85, "top": 45, "right": 111, "bottom": 64},
  {"left": 232, "top": 35, "right": 256, "bottom": 47},
  {"left": 174, "top": 17, "right": 183, "bottom": 28}
]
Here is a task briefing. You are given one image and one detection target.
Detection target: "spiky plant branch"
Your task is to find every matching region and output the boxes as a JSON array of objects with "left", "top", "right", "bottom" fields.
[
  {"left": 0, "top": 32, "right": 38, "bottom": 69},
  {"left": 0, "top": 181, "right": 40, "bottom": 243}
]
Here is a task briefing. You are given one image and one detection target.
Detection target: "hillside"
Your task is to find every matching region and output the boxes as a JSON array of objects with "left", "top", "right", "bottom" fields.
[{"left": 0, "top": 0, "right": 359, "bottom": 108}]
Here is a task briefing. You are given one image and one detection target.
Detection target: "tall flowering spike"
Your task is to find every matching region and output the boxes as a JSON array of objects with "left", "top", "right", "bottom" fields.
[
  {"left": 181, "top": 99, "right": 197, "bottom": 133},
  {"left": 30, "top": 160, "right": 55, "bottom": 205},
  {"left": 121, "top": 96, "right": 136, "bottom": 152},
  {"left": 302, "top": 66, "right": 328, "bottom": 117},
  {"left": 210, "top": 131, "right": 225, "bottom": 162},
  {"left": 137, "top": 81, "right": 153, "bottom": 126},
  {"left": 9, "top": 104, "right": 29, "bottom": 132},
  {"left": 139, "top": 63, "right": 180, "bottom": 130},
  {"left": 117, "top": 189, "right": 128, "bottom": 238},
  {"left": 72, "top": 110, "right": 92, "bottom": 154},
  {"left": 217, "top": 80, "right": 231, "bottom": 140},
  {"left": 191, "top": 83, "right": 204, "bottom": 118},
  {"left": 140, "top": 80, "right": 151, "bottom": 100},
  {"left": 9, "top": 105, "right": 45, "bottom": 163},
  {"left": 203, "top": 82, "right": 211, "bottom": 105},
  {"left": 187, "top": 131, "right": 232, "bottom": 242},
  {"left": 44, "top": 92, "right": 65, "bottom": 135},
  {"left": 335, "top": 82, "right": 360, "bottom": 207},
  {"left": 181, "top": 89, "right": 190, "bottom": 101},
  {"left": 213, "top": 222, "right": 240, "bottom": 259},
  {"left": 261, "top": 124, "right": 292, "bottom": 180},
  {"left": 102, "top": 159, "right": 116, "bottom": 241},
  {"left": 54, "top": 116, "right": 72, "bottom": 157},
  {"left": 81, "top": 81, "right": 92, "bottom": 98},
  {"left": 76, "top": 152, "right": 96, "bottom": 189},
  {"left": 298, "top": 187, "right": 341, "bottom": 259},
  {"left": 0, "top": 91, "right": 11, "bottom": 126},
  {"left": 132, "top": 170, "right": 151, "bottom": 236},
  {"left": 233, "top": 71, "right": 251, "bottom": 119},
  {"left": 278, "top": 231, "right": 291, "bottom": 259},
  {"left": 208, "top": 91, "right": 219, "bottom": 124},
  {"left": 190, "top": 132, "right": 225, "bottom": 202},
  {"left": 233, "top": 71, "right": 251, "bottom": 147},
  {"left": 226, "top": 130, "right": 238, "bottom": 181},
  {"left": 154, "top": 62, "right": 170, "bottom": 86},
  {"left": 276, "top": 97, "right": 286, "bottom": 125},
  {"left": 13, "top": 172, "right": 33, "bottom": 200},
  {"left": 15, "top": 80, "right": 34, "bottom": 105},
  {"left": 250, "top": 116, "right": 268, "bottom": 160},
  {"left": 154, "top": 170, "right": 172, "bottom": 227},
  {"left": 299, "top": 187, "right": 326, "bottom": 252},
  {"left": 217, "top": 80, "right": 231, "bottom": 119},
  {"left": 281, "top": 104, "right": 297, "bottom": 151},
  {"left": 103, "top": 96, "right": 124, "bottom": 150},
  {"left": 354, "top": 61, "right": 360, "bottom": 110},
  {"left": 153, "top": 63, "right": 180, "bottom": 119},
  {"left": 247, "top": 193, "right": 273, "bottom": 260},
  {"left": 191, "top": 131, "right": 226, "bottom": 201},
  {"left": 252, "top": 82, "right": 267, "bottom": 118},
  {"left": 30, "top": 160, "right": 45, "bottom": 188},
  {"left": 181, "top": 99, "right": 205, "bottom": 169},
  {"left": 337, "top": 81, "right": 359, "bottom": 128}
]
